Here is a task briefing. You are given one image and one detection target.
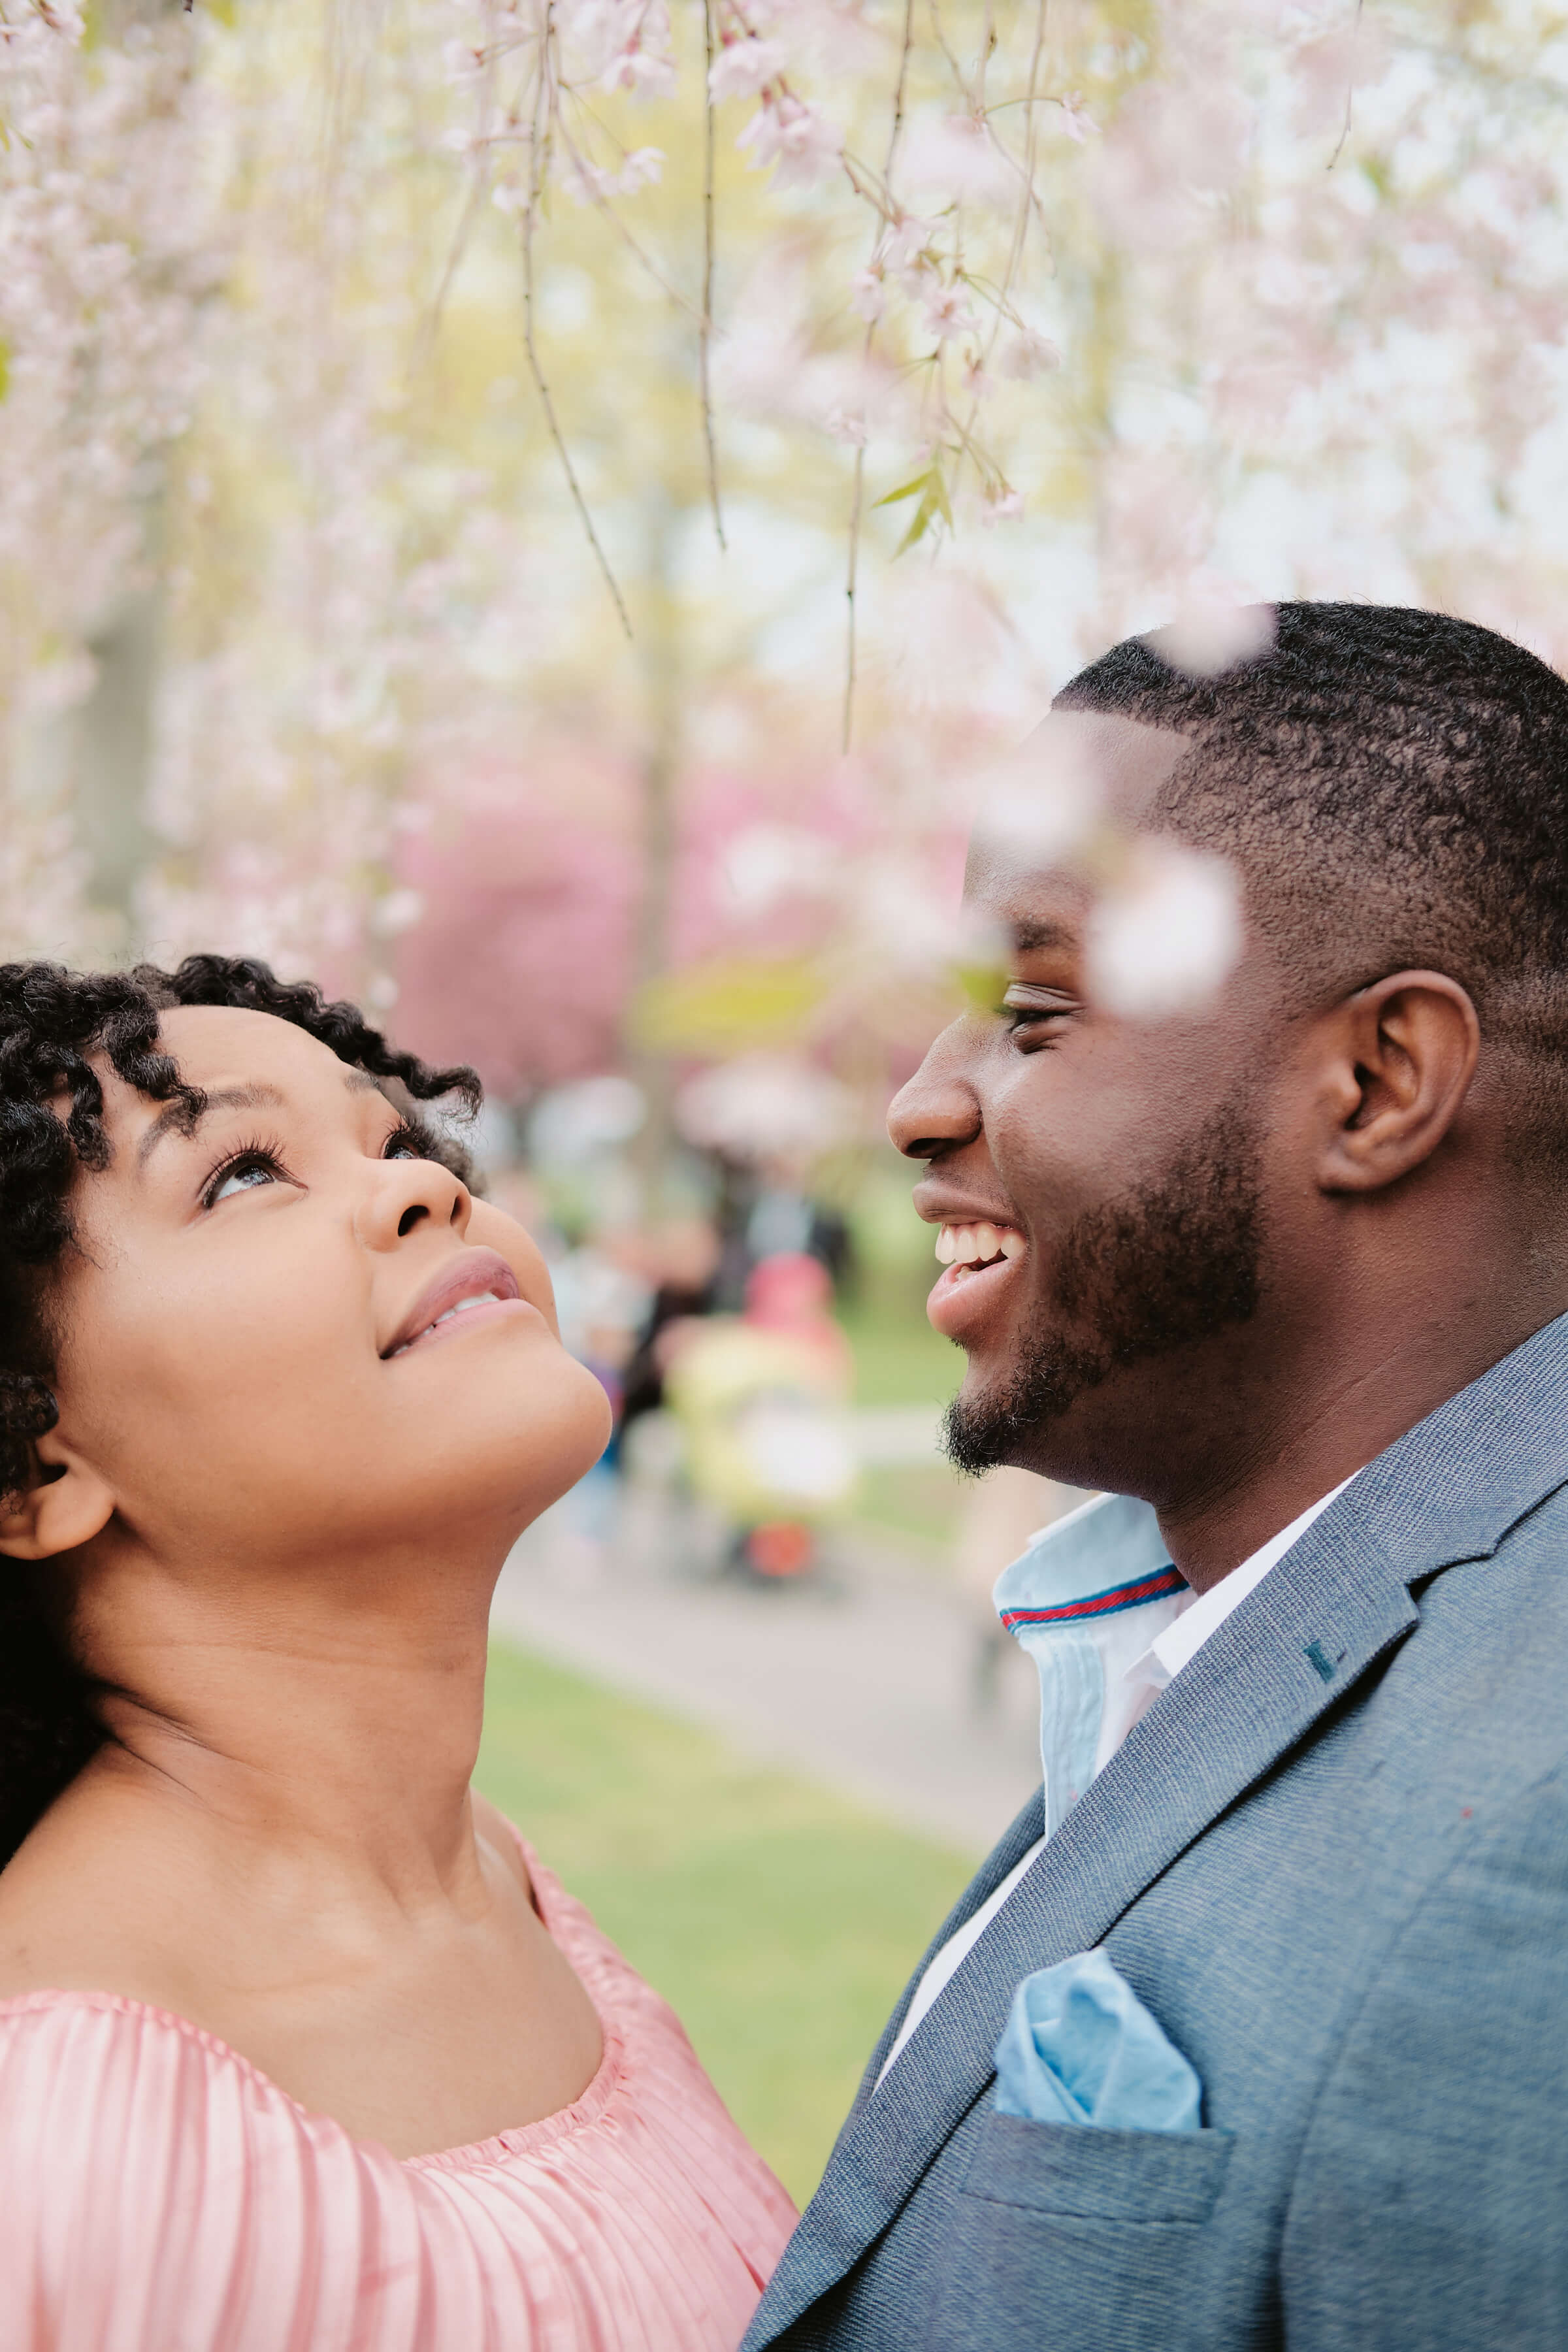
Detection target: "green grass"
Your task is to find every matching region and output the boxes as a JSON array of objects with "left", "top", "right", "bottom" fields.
[
  {"left": 852, "top": 1460, "right": 966, "bottom": 1561},
  {"left": 838, "top": 1282, "right": 968, "bottom": 1560},
  {"left": 840, "top": 1286, "right": 962, "bottom": 1408},
  {"left": 476, "top": 1641, "right": 975, "bottom": 2205}
]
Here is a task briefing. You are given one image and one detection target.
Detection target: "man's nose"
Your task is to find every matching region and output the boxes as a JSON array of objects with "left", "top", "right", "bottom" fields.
[{"left": 887, "top": 1021, "right": 985, "bottom": 1160}]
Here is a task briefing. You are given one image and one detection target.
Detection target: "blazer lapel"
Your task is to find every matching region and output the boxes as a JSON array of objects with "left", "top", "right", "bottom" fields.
[
  {"left": 847, "top": 1790, "right": 1047, "bottom": 2114},
  {"left": 755, "top": 1313, "right": 1568, "bottom": 2345}
]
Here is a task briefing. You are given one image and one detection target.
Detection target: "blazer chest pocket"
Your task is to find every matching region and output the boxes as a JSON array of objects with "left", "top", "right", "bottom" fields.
[{"left": 924, "top": 2112, "right": 1236, "bottom": 2352}]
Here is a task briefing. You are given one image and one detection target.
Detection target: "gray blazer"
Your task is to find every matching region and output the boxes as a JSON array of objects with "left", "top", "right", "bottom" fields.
[{"left": 742, "top": 1316, "right": 1568, "bottom": 2351}]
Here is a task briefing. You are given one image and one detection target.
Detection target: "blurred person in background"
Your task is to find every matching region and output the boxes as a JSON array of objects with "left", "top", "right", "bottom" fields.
[
  {"left": 710, "top": 1153, "right": 855, "bottom": 1315},
  {"left": 543, "top": 1225, "right": 651, "bottom": 1576},
  {"left": 617, "top": 1215, "right": 724, "bottom": 1437},
  {"left": 0, "top": 956, "right": 794, "bottom": 2351},
  {"left": 745, "top": 604, "right": 1568, "bottom": 2352},
  {"left": 665, "top": 1252, "right": 858, "bottom": 1583}
]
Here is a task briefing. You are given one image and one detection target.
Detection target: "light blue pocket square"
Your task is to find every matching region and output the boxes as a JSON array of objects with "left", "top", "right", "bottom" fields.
[{"left": 993, "top": 1948, "right": 1203, "bottom": 2131}]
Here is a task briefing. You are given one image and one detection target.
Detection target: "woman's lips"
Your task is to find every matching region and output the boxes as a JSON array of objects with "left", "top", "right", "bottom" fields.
[
  {"left": 382, "top": 1247, "right": 544, "bottom": 1360},
  {"left": 389, "top": 1293, "right": 541, "bottom": 1356}
]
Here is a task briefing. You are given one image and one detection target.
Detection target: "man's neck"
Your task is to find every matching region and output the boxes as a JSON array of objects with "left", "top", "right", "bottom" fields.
[{"left": 1147, "top": 1290, "right": 1568, "bottom": 1592}]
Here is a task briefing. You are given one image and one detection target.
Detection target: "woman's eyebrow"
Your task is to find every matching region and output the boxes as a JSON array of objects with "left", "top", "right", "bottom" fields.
[{"left": 136, "top": 1084, "right": 286, "bottom": 1172}]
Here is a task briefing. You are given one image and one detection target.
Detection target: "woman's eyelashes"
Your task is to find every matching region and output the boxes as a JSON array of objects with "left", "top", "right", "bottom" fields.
[
  {"left": 384, "top": 1116, "right": 443, "bottom": 1164},
  {"left": 197, "top": 1120, "right": 441, "bottom": 1210},
  {"left": 199, "top": 1135, "right": 297, "bottom": 1211}
]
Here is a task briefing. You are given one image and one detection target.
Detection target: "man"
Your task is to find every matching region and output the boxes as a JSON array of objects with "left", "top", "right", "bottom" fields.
[{"left": 742, "top": 603, "right": 1568, "bottom": 2351}]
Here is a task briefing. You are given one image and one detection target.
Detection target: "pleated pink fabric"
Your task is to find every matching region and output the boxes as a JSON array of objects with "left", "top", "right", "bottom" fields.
[{"left": 0, "top": 1832, "right": 798, "bottom": 2352}]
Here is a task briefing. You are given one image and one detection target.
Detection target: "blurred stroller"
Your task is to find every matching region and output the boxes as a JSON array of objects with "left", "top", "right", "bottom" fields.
[{"left": 664, "top": 1252, "right": 858, "bottom": 1582}]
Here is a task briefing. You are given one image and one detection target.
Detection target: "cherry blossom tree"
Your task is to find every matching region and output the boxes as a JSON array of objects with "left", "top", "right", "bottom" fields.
[
  {"left": 5, "top": 0, "right": 1568, "bottom": 1178},
  {"left": 0, "top": 0, "right": 212, "bottom": 956}
]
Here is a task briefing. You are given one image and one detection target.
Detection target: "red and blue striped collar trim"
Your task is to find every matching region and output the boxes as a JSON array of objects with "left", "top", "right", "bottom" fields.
[{"left": 1000, "top": 1563, "right": 1185, "bottom": 1631}]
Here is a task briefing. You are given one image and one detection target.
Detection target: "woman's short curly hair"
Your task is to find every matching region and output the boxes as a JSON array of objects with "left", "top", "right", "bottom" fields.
[{"left": 0, "top": 953, "right": 480, "bottom": 1867}]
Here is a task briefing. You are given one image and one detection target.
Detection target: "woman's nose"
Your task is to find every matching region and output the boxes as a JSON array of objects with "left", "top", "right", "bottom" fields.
[
  {"left": 357, "top": 1156, "right": 472, "bottom": 1250},
  {"left": 887, "top": 1022, "right": 985, "bottom": 1161}
]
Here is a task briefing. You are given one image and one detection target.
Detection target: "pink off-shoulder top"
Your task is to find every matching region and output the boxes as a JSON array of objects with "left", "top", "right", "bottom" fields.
[{"left": 0, "top": 1831, "right": 797, "bottom": 2352}]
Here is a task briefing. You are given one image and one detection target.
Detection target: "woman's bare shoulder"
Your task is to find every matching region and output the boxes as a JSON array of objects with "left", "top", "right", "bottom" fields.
[
  {"left": 470, "top": 1791, "right": 536, "bottom": 1900},
  {"left": 0, "top": 1774, "right": 208, "bottom": 2009}
]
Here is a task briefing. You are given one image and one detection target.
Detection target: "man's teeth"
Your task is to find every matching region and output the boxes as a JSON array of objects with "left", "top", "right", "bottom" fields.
[
  {"left": 391, "top": 1290, "right": 502, "bottom": 1356},
  {"left": 933, "top": 1222, "right": 1025, "bottom": 1271}
]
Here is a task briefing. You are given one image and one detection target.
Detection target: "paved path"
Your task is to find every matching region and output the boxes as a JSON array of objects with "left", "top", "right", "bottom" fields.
[{"left": 491, "top": 1483, "right": 1043, "bottom": 1857}]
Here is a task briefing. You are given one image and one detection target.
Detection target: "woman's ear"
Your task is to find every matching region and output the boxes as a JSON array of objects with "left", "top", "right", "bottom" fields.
[
  {"left": 1317, "top": 971, "right": 1481, "bottom": 1196},
  {"left": 0, "top": 1437, "right": 115, "bottom": 1562}
]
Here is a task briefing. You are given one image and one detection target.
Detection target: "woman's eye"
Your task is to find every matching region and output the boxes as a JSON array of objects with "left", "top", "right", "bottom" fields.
[
  {"left": 206, "top": 1155, "right": 280, "bottom": 1207},
  {"left": 383, "top": 1130, "right": 422, "bottom": 1162}
]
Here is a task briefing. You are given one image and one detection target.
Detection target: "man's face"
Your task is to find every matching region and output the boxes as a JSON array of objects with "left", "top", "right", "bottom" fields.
[{"left": 889, "top": 711, "right": 1283, "bottom": 1498}]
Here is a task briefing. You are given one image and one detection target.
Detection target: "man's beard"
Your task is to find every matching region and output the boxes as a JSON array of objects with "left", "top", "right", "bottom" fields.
[{"left": 942, "top": 1102, "right": 1264, "bottom": 1477}]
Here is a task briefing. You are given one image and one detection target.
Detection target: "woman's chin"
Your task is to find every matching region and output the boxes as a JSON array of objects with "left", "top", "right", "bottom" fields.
[{"left": 506, "top": 1378, "right": 615, "bottom": 1522}]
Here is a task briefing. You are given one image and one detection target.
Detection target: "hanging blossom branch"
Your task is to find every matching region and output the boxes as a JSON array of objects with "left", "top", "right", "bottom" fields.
[
  {"left": 515, "top": 4, "right": 634, "bottom": 638},
  {"left": 699, "top": 0, "right": 724, "bottom": 550},
  {"left": 702, "top": 0, "right": 1079, "bottom": 743},
  {"left": 432, "top": 0, "right": 1077, "bottom": 681},
  {"left": 840, "top": 0, "right": 915, "bottom": 752}
]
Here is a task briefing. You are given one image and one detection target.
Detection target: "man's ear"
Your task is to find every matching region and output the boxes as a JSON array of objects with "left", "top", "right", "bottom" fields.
[
  {"left": 0, "top": 1435, "right": 115, "bottom": 1563},
  {"left": 1317, "top": 971, "right": 1481, "bottom": 1196}
]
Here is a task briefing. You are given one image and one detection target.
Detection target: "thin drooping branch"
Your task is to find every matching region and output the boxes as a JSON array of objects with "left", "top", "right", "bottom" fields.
[
  {"left": 414, "top": 0, "right": 504, "bottom": 370},
  {"left": 552, "top": 115, "right": 704, "bottom": 319},
  {"left": 1005, "top": 0, "right": 1049, "bottom": 303},
  {"left": 842, "top": 0, "right": 916, "bottom": 751},
  {"left": 519, "top": 7, "right": 632, "bottom": 640},
  {"left": 419, "top": 163, "right": 492, "bottom": 368},
  {"left": 1328, "top": 0, "right": 1365, "bottom": 169},
  {"left": 947, "top": 0, "right": 1049, "bottom": 497},
  {"left": 700, "top": 0, "right": 725, "bottom": 550}
]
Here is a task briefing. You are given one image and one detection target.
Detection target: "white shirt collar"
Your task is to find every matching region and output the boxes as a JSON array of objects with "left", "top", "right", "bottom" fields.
[
  {"left": 993, "top": 1475, "right": 1360, "bottom": 1837},
  {"left": 1132, "top": 1473, "right": 1359, "bottom": 1693}
]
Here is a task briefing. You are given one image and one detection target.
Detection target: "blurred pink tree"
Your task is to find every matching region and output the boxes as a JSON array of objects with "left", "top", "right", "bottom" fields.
[{"left": 391, "top": 746, "right": 640, "bottom": 1094}]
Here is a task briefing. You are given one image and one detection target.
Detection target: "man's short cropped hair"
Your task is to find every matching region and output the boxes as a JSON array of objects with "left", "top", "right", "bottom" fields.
[{"left": 1055, "top": 601, "right": 1568, "bottom": 1164}]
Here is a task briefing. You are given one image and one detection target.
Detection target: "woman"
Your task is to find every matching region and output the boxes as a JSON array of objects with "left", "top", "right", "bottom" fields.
[{"left": 0, "top": 955, "right": 796, "bottom": 2350}]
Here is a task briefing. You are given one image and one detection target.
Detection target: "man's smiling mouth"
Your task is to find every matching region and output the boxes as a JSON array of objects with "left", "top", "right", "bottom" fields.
[{"left": 934, "top": 1220, "right": 1026, "bottom": 1278}]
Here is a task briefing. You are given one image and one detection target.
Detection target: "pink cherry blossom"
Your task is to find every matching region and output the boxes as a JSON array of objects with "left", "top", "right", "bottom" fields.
[
  {"left": 709, "top": 37, "right": 788, "bottom": 105},
  {"left": 1086, "top": 843, "right": 1244, "bottom": 1021},
  {"left": 1056, "top": 92, "right": 1097, "bottom": 143},
  {"left": 921, "top": 282, "right": 979, "bottom": 344},
  {"left": 850, "top": 267, "right": 887, "bottom": 321},
  {"left": 736, "top": 91, "right": 842, "bottom": 188},
  {"left": 998, "top": 329, "right": 1062, "bottom": 380},
  {"left": 602, "top": 42, "right": 677, "bottom": 97}
]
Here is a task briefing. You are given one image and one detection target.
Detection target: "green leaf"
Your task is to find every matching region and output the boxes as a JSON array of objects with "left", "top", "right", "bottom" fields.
[
  {"left": 873, "top": 470, "right": 934, "bottom": 509},
  {"left": 0, "top": 341, "right": 9, "bottom": 408}
]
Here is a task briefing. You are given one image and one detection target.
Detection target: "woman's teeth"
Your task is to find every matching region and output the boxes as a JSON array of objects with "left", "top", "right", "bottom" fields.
[
  {"left": 933, "top": 1222, "right": 1025, "bottom": 1273},
  {"left": 390, "top": 1290, "right": 503, "bottom": 1357}
]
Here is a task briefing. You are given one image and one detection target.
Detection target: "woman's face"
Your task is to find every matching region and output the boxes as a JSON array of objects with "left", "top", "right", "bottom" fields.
[{"left": 35, "top": 1005, "right": 612, "bottom": 1578}]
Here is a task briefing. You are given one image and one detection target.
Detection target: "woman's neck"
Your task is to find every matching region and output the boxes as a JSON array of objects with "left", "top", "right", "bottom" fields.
[{"left": 71, "top": 1531, "right": 502, "bottom": 1912}]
